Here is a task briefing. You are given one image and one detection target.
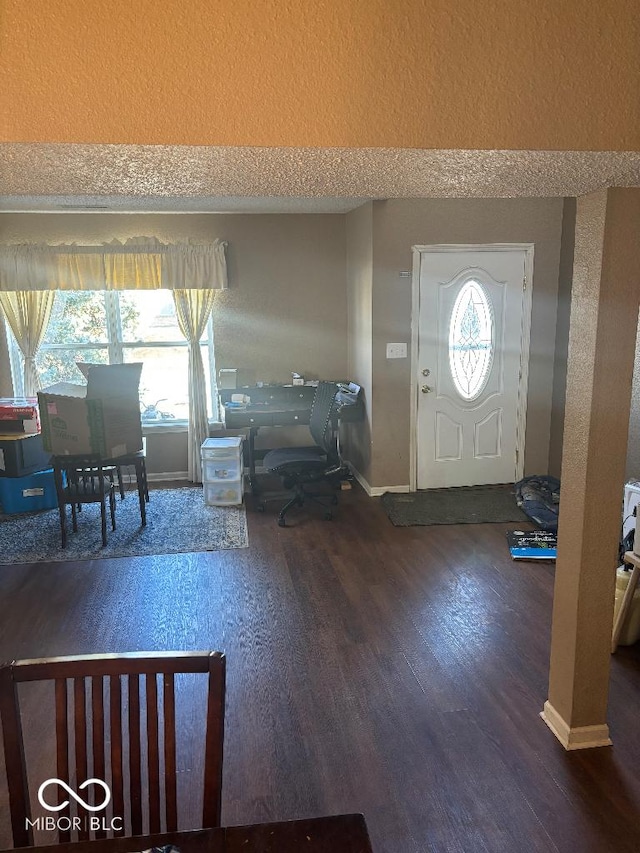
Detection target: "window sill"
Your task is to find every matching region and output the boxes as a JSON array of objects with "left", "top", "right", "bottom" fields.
[{"left": 142, "top": 420, "right": 223, "bottom": 436}]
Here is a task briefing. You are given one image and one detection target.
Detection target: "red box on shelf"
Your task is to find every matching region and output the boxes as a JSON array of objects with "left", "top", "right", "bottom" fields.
[{"left": 0, "top": 398, "right": 41, "bottom": 434}]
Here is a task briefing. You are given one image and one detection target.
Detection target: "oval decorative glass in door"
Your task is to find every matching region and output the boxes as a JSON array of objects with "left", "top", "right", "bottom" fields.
[{"left": 448, "top": 279, "right": 494, "bottom": 401}]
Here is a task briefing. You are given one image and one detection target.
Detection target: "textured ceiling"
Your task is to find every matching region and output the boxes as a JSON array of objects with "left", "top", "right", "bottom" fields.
[{"left": 1, "top": 144, "right": 639, "bottom": 213}]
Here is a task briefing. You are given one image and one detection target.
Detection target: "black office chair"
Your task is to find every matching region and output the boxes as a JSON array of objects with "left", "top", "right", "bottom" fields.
[{"left": 261, "top": 381, "right": 346, "bottom": 527}]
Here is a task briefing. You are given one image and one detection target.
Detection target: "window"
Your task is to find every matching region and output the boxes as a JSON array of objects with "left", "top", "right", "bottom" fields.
[
  {"left": 448, "top": 279, "right": 494, "bottom": 401},
  {"left": 7, "top": 290, "right": 217, "bottom": 425}
]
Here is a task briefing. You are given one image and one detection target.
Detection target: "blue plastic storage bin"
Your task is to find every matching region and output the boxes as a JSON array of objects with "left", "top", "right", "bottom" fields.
[{"left": 0, "top": 468, "right": 57, "bottom": 514}]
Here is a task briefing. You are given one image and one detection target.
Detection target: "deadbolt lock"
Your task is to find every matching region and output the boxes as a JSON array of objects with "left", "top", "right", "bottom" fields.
[{"left": 422, "top": 368, "right": 431, "bottom": 377}]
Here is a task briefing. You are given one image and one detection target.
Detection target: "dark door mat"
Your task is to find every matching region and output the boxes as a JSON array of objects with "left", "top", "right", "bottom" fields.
[{"left": 381, "top": 484, "right": 529, "bottom": 527}]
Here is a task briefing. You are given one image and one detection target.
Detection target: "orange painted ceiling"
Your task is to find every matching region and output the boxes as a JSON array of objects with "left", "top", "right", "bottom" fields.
[{"left": 1, "top": 0, "right": 639, "bottom": 151}]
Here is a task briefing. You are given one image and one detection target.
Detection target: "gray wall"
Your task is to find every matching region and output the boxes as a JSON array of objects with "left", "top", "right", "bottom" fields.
[
  {"left": 367, "top": 198, "right": 564, "bottom": 487},
  {"left": 626, "top": 312, "right": 640, "bottom": 480},
  {"left": 3, "top": 204, "right": 637, "bottom": 489},
  {"left": 7, "top": 204, "right": 608, "bottom": 489},
  {"left": 0, "top": 212, "right": 348, "bottom": 472},
  {"left": 345, "top": 203, "right": 374, "bottom": 482},
  {"left": 548, "top": 199, "right": 577, "bottom": 478}
]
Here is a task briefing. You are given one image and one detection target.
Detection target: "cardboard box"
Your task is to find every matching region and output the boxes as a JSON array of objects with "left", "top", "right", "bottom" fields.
[{"left": 38, "top": 363, "right": 143, "bottom": 458}]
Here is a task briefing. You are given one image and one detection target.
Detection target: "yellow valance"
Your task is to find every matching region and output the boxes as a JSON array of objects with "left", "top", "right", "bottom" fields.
[{"left": 0, "top": 236, "right": 228, "bottom": 292}]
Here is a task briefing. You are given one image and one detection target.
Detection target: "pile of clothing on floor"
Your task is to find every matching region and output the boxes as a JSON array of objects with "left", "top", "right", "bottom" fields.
[{"left": 514, "top": 476, "right": 560, "bottom": 532}]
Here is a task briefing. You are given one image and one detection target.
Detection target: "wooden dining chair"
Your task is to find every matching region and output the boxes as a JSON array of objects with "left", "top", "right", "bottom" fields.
[
  {"left": 0, "top": 651, "right": 226, "bottom": 848},
  {"left": 52, "top": 454, "right": 117, "bottom": 548}
]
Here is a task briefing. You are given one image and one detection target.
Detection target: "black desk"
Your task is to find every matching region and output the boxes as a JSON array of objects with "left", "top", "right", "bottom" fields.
[{"left": 220, "top": 384, "right": 363, "bottom": 495}]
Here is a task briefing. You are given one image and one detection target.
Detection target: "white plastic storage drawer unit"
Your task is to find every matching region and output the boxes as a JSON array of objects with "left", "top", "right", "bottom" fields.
[
  {"left": 202, "top": 455, "right": 242, "bottom": 482},
  {"left": 201, "top": 436, "right": 244, "bottom": 506},
  {"left": 203, "top": 480, "right": 244, "bottom": 506}
]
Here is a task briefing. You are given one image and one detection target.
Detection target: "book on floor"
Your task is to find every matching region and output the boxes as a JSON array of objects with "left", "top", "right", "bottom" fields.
[{"left": 506, "top": 530, "right": 557, "bottom": 560}]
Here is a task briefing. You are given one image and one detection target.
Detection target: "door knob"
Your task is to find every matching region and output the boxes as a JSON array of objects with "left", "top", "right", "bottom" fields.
[
  {"left": 421, "top": 385, "right": 433, "bottom": 394},
  {"left": 422, "top": 368, "right": 431, "bottom": 377}
]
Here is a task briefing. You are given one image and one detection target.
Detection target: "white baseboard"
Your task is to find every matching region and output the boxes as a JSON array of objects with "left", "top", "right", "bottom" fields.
[
  {"left": 146, "top": 471, "right": 190, "bottom": 483},
  {"left": 540, "top": 701, "right": 612, "bottom": 750},
  {"left": 348, "top": 464, "right": 411, "bottom": 497},
  {"left": 143, "top": 462, "right": 412, "bottom": 495}
]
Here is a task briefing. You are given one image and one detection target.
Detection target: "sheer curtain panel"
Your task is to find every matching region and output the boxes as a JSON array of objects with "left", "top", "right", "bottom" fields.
[
  {"left": 0, "top": 291, "right": 56, "bottom": 395},
  {"left": 172, "top": 289, "right": 218, "bottom": 483}
]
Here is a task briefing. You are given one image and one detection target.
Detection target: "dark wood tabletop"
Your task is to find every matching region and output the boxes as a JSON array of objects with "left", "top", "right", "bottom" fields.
[{"left": 2, "top": 814, "right": 373, "bottom": 853}]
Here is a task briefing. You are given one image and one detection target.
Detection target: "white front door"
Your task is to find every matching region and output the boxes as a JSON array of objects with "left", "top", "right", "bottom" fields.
[{"left": 416, "top": 247, "right": 530, "bottom": 489}]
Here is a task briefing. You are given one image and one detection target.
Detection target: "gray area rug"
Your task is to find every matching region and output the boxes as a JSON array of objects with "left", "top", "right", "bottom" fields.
[
  {"left": 0, "top": 487, "right": 248, "bottom": 563},
  {"left": 381, "top": 484, "right": 529, "bottom": 527}
]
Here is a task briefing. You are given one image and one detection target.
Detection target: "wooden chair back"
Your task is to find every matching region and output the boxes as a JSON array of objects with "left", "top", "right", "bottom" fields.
[
  {"left": 51, "top": 454, "right": 119, "bottom": 547},
  {"left": 0, "top": 651, "right": 226, "bottom": 847},
  {"left": 52, "top": 454, "right": 110, "bottom": 502}
]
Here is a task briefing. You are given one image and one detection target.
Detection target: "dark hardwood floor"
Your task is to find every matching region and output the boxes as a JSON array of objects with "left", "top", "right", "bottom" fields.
[{"left": 1, "top": 485, "right": 640, "bottom": 852}]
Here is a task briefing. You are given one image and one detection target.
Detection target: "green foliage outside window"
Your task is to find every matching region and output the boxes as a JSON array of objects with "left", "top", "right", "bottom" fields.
[{"left": 36, "top": 292, "right": 140, "bottom": 387}]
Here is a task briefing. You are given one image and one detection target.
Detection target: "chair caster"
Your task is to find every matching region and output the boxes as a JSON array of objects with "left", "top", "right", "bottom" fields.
[
  {"left": 278, "top": 517, "right": 286, "bottom": 527},
  {"left": 324, "top": 512, "right": 333, "bottom": 521}
]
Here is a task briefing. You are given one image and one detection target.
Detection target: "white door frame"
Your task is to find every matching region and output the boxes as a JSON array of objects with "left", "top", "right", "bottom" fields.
[{"left": 409, "top": 243, "right": 535, "bottom": 492}]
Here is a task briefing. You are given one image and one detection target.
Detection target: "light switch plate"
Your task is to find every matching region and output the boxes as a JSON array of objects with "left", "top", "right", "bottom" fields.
[{"left": 386, "top": 342, "right": 407, "bottom": 359}]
